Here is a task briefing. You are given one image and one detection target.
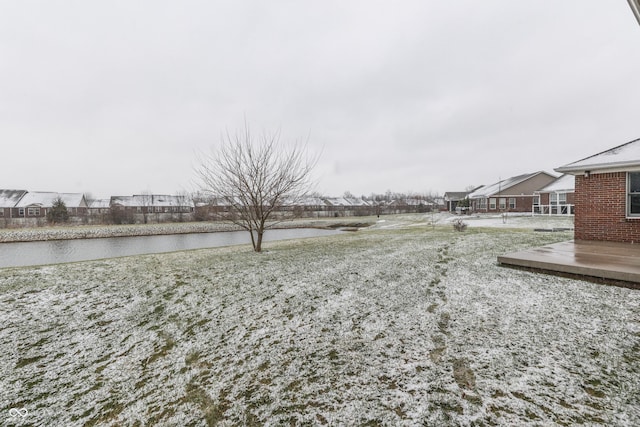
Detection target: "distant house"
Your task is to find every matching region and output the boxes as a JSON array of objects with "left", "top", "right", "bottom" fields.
[
  {"left": 443, "top": 187, "right": 482, "bottom": 212},
  {"left": 87, "top": 199, "right": 112, "bottom": 223},
  {"left": 386, "top": 198, "right": 433, "bottom": 214},
  {"left": 323, "top": 197, "right": 372, "bottom": 217},
  {"left": 110, "top": 194, "right": 194, "bottom": 224},
  {"left": 533, "top": 174, "right": 575, "bottom": 215},
  {"left": 292, "top": 197, "right": 329, "bottom": 218},
  {"left": 468, "top": 172, "right": 557, "bottom": 213},
  {"left": 0, "top": 190, "right": 28, "bottom": 220},
  {"left": 556, "top": 137, "right": 640, "bottom": 243},
  {"left": 13, "top": 192, "right": 88, "bottom": 221},
  {"left": 444, "top": 192, "right": 469, "bottom": 212},
  {"left": 88, "top": 199, "right": 111, "bottom": 212}
]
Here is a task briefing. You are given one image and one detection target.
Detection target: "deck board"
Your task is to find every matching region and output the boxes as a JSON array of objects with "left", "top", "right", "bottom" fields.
[{"left": 498, "top": 240, "right": 640, "bottom": 285}]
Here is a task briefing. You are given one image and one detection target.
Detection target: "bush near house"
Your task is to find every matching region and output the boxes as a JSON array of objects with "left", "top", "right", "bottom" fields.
[{"left": 47, "top": 197, "right": 69, "bottom": 224}]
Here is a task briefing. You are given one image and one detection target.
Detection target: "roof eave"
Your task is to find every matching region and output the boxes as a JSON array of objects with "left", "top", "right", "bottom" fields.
[{"left": 556, "top": 160, "right": 640, "bottom": 175}]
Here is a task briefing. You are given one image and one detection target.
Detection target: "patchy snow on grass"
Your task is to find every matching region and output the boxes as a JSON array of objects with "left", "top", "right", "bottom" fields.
[{"left": 0, "top": 215, "right": 638, "bottom": 426}]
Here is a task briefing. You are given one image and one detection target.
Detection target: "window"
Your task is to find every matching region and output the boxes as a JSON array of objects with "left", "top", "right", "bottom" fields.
[
  {"left": 19, "top": 208, "right": 24, "bottom": 217},
  {"left": 558, "top": 193, "right": 567, "bottom": 204},
  {"left": 27, "top": 207, "right": 40, "bottom": 216},
  {"left": 479, "top": 198, "right": 487, "bottom": 209},
  {"left": 533, "top": 195, "right": 540, "bottom": 206},
  {"left": 628, "top": 172, "right": 640, "bottom": 217},
  {"left": 499, "top": 198, "right": 506, "bottom": 210},
  {"left": 509, "top": 198, "right": 516, "bottom": 209},
  {"left": 489, "top": 198, "right": 496, "bottom": 210}
]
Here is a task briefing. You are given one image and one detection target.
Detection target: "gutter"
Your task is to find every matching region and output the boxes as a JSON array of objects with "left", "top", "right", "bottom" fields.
[
  {"left": 555, "top": 160, "right": 640, "bottom": 175},
  {"left": 629, "top": 0, "right": 640, "bottom": 26}
]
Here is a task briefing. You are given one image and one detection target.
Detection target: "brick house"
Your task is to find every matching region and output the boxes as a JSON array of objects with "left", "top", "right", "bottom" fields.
[
  {"left": 0, "top": 190, "right": 28, "bottom": 221},
  {"left": 556, "top": 137, "right": 640, "bottom": 243},
  {"left": 13, "top": 192, "right": 88, "bottom": 220},
  {"left": 110, "top": 194, "right": 194, "bottom": 224},
  {"left": 322, "top": 197, "right": 373, "bottom": 217},
  {"left": 533, "top": 174, "right": 575, "bottom": 215},
  {"left": 468, "top": 171, "right": 557, "bottom": 213}
]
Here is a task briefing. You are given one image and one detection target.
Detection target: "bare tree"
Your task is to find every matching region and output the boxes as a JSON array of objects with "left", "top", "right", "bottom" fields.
[
  {"left": 139, "top": 192, "right": 153, "bottom": 224},
  {"left": 174, "top": 191, "right": 192, "bottom": 222},
  {"left": 195, "top": 124, "right": 317, "bottom": 252}
]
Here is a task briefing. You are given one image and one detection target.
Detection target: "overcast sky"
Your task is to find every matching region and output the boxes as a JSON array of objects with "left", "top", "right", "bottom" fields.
[{"left": 1, "top": 1, "right": 639, "bottom": 199}]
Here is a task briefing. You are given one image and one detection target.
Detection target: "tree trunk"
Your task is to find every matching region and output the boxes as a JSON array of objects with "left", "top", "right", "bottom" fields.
[
  {"left": 255, "top": 230, "right": 263, "bottom": 252},
  {"left": 249, "top": 226, "right": 256, "bottom": 251}
]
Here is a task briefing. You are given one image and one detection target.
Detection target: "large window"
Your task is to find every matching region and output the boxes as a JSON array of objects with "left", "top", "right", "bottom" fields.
[
  {"left": 499, "top": 198, "right": 506, "bottom": 210},
  {"left": 509, "top": 198, "right": 516, "bottom": 209},
  {"left": 551, "top": 193, "right": 567, "bottom": 205},
  {"left": 489, "top": 198, "right": 496, "bottom": 210},
  {"left": 628, "top": 172, "right": 640, "bottom": 217}
]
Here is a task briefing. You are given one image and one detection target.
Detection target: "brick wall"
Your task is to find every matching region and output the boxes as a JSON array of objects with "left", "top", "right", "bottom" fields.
[
  {"left": 575, "top": 172, "right": 640, "bottom": 243},
  {"left": 471, "top": 196, "right": 534, "bottom": 213}
]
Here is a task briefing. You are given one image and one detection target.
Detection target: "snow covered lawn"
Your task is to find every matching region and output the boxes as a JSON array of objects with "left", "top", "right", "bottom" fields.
[{"left": 1, "top": 215, "right": 638, "bottom": 426}]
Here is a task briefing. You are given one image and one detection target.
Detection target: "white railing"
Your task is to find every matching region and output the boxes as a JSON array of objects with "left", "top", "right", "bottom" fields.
[{"left": 532, "top": 204, "right": 574, "bottom": 216}]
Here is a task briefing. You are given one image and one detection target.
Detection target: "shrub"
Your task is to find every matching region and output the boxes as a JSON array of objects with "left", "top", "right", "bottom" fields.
[
  {"left": 453, "top": 219, "right": 467, "bottom": 232},
  {"left": 47, "top": 197, "right": 69, "bottom": 224}
]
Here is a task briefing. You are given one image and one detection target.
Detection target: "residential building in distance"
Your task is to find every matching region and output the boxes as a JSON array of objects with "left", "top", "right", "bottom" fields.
[
  {"left": 533, "top": 174, "right": 575, "bottom": 215},
  {"left": 468, "top": 172, "right": 557, "bottom": 213},
  {"left": 0, "top": 190, "right": 27, "bottom": 220},
  {"left": 110, "top": 194, "right": 194, "bottom": 224}
]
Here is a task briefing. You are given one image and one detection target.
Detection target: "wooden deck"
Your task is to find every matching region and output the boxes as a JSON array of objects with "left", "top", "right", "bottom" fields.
[{"left": 498, "top": 240, "right": 640, "bottom": 287}]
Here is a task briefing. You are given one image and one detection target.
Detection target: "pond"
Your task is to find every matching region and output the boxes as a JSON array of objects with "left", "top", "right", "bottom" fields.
[{"left": 0, "top": 228, "right": 342, "bottom": 269}]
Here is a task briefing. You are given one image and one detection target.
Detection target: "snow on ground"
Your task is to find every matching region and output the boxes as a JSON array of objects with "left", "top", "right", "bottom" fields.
[
  {"left": 0, "top": 215, "right": 638, "bottom": 426},
  {"left": 451, "top": 213, "right": 574, "bottom": 230},
  {"left": 371, "top": 212, "right": 574, "bottom": 231},
  {"left": 0, "top": 222, "right": 241, "bottom": 243}
]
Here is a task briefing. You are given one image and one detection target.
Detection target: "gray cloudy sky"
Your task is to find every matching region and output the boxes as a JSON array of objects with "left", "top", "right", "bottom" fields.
[{"left": 2, "top": 1, "right": 639, "bottom": 199}]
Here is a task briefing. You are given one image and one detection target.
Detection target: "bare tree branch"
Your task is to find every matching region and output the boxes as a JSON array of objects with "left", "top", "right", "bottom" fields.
[{"left": 195, "top": 123, "right": 318, "bottom": 252}]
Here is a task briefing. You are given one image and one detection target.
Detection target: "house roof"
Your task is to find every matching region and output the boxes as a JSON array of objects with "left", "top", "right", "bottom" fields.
[
  {"left": 536, "top": 174, "right": 575, "bottom": 193},
  {"left": 88, "top": 199, "right": 111, "bottom": 209},
  {"left": 537, "top": 174, "right": 576, "bottom": 193},
  {"left": 443, "top": 192, "right": 469, "bottom": 201},
  {"left": 468, "top": 172, "right": 554, "bottom": 199},
  {"left": 444, "top": 186, "right": 483, "bottom": 201},
  {"left": 0, "top": 190, "right": 27, "bottom": 207},
  {"left": 15, "top": 192, "right": 87, "bottom": 208},
  {"left": 388, "top": 198, "right": 433, "bottom": 207},
  {"left": 556, "top": 137, "right": 640, "bottom": 174},
  {"left": 295, "top": 197, "right": 326, "bottom": 206},
  {"left": 323, "top": 197, "right": 370, "bottom": 207},
  {"left": 111, "top": 195, "right": 194, "bottom": 208}
]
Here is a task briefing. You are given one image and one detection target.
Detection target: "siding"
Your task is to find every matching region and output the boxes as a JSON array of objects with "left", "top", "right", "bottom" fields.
[{"left": 493, "top": 173, "right": 556, "bottom": 197}]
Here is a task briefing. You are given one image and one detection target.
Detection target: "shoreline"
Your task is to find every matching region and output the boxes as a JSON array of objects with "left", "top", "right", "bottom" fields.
[{"left": 0, "top": 219, "right": 372, "bottom": 243}]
